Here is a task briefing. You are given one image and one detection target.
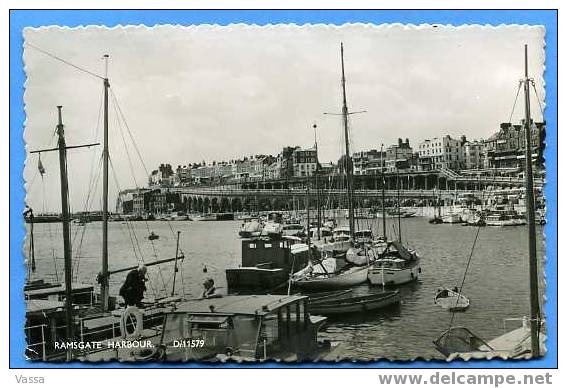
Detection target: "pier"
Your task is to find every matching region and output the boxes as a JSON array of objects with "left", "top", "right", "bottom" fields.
[{"left": 157, "top": 169, "right": 543, "bottom": 214}]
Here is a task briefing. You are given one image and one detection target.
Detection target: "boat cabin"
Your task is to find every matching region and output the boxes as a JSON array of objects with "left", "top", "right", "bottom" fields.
[
  {"left": 373, "top": 257, "right": 406, "bottom": 270},
  {"left": 354, "top": 229, "right": 373, "bottom": 242},
  {"left": 240, "top": 238, "right": 309, "bottom": 269},
  {"left": 226, "top": 238, "right": 311, "bottom": 291},
  {"left": 157, "top": 295, "right": 326, "bottom": 361}
]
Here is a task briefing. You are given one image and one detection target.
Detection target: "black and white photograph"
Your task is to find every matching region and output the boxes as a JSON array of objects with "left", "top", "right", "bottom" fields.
[{"left": 22, "top": 23, "right": 547, "bottom": 363}]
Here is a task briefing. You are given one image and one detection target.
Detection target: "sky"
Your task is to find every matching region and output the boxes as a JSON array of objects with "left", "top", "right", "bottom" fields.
[{"left": 22, "top": 24, "right": 545, "bottom": 212}]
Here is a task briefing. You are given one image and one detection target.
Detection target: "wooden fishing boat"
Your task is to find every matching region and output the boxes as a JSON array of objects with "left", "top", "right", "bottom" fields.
[
  {"left": 434, "top": 288, "right": 470, "bottom": 311},
  {"left": 106, "top": 294, "right": 337, "bottom": 362},
  {"left": 309, "top": 291, "right": 400, "bottom": 315},
  {"left": 307, "top": 289, "right": 353, "bottom": 303}
]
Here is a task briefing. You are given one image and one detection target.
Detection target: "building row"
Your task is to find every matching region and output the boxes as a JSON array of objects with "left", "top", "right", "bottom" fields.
[
  {"left": 148, "top": 119, "right": 545, "bottom": 188},
  {"left": 353, "top": 119, "right": 545, "bottom": 175}
]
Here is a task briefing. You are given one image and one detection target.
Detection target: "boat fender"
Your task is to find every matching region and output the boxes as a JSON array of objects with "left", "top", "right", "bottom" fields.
[
  {"left": 418, "top": 267, "right": 422, "bottom": 274},
  {"left": 120, "top": 306, "right": 144, "bottom": 339}
]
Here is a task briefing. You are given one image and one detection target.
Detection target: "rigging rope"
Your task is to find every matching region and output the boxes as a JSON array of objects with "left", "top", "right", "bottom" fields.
[
  {"left": 72, "top": 154, "right": 104, "bottom": 281},
  {"left": 109, "top": 87, "right": 151, "bottom": 177},
  {"left": 41, "top": 171, "right": 59, "bottom": 282},
  {"left": 530, "top": 80, "right": 546, "bottom": 119},
  {"left": 508, "top": 81, "right": 522, "bottom": 124},
  {"left": 448, "top": 225, "right": 482, "bottom": 329},
  {"left": 108, "top": 156, "right": 169, "bottom": 295},
  {"left": 25, "top": 42, "right": 105, "bottom": 81},
  {"left": 109, "top": 86, "right": 179, "bottom": 240}
]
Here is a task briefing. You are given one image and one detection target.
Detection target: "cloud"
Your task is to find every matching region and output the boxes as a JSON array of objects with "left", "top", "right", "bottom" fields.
[{"left": 22, "top": 24, "right": 545, "bottom": 212}]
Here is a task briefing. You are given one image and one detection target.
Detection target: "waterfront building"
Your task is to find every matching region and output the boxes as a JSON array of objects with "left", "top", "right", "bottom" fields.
[
  {"left": 385, "top": 138, "right": 413, "bottom": 172},
  {"left": 484, "top": 120, "right": 545, "bottom": 169},
  {"left": 417, "top": 135, "right": 465, "bottom": 171},
  {"left": 292, "top": 146, "right": 318, "bottom": 177},
  {"left": 463, "top": 140, "right": 486, "bottom": 170},
  {"left": 132, "top": 188, "right": 152, "bottom": 216},
  {"left": 149, "top": 163, "right": 174, "bottom": 187},
  {"left": 175, "top": 165, "right": 192, "bottom": 186},
  {"left": 148, "top": 190, "right": 167, "bottom": 215},
  {"left": 116, "top": 188, "right": 138, "bottom": 214},
  {"left": 266, "top": 159, "right": 281, "bottom": 180},
  {"left": 279, "top": 145, "right": 318, "bottom": 179},
  {"left": 352, "top": 149, "right": 385, "bottom": 175}
]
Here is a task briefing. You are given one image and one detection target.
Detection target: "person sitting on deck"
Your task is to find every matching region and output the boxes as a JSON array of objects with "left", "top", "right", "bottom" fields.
[
  {"left": 119, "top": 265, "right": 147, "bottom": 308},
  {"left": 201, "top": 278, "right": 217, "bottom": 299}
]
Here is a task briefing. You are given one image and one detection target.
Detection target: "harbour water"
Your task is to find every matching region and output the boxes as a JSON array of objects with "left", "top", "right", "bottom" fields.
[{"left": 24, "top": 217, "right": 546, "bottom": 361}]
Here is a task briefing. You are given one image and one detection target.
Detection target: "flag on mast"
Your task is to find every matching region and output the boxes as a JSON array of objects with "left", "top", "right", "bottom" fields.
[{"left": 37, "top": 154, "right": 46, "bottom": 176}]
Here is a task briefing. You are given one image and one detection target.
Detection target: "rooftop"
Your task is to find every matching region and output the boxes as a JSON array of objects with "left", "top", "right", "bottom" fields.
[{"left": 172, "top": 294, "right": 307, "bottom": 316}]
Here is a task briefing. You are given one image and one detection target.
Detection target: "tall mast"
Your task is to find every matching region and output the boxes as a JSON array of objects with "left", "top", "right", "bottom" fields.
[
  {"left": 306, "top": 180, "right": 312, "bottom": 260},
  {"left": 340, "top": 43, "right": 355, "bottom": 237},
  {"left": 101, "top": 54, "right": 110, "bottom": 311},
  {"left": 396, "top": 147, "right": 402, "bottom": 243},
  {"left": 522, "top": 44, "right": 540, "bottom": 358},
  {"left": 56, "top": 106, "right": 75, "bottom": 352},
  {"left": 313, "top": 123, "right": 321, "bottom": 240},
  {"left": 380, "top": 144, "right": 387, "bottom": 240}
]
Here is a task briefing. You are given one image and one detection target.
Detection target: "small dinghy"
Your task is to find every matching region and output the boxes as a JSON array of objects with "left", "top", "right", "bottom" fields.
[
  {"left": 434, "top": 288, "right": 470, "bottom": 311},
  {"left": 148, "top": 232, "right": 159, "bottom": 241}
]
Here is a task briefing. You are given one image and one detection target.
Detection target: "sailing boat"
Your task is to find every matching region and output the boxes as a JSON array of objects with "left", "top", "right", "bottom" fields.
[
  {"left": 292, "top": 44, "right": 371, "bottom": 290},
  {"left": 362, "top": 134, "right": 422, "bottom": 286},
  {"left": 434, "top": 45, "right": 544, "bottom": 360}
]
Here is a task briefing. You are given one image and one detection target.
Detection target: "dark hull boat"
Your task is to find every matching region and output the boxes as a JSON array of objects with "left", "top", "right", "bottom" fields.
[{"left": 309, "top": 291, "right": 401, "bottom": 315}]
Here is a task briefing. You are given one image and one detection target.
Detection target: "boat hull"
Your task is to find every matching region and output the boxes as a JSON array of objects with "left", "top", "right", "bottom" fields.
[
  {"left": 434, "top": 289, "right": 470, "bottom": 311},
  {"left": 309, "top": 291, "right": 400, "bottom": 315},
  {"left": 367, "top": 262, "right": 420, "bottom": 286},
  {"left": 292, "top": 266, "right": 368, "bottom": 291},
  {"left": 442, "top": 214, "right": 462, "bottom": 224}
]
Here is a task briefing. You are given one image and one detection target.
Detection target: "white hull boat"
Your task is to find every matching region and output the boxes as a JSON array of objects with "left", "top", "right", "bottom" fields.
[
  {"left": 368, "top": 258, "right": 421, "bottom": 286},
  {"left": 442, "top": 213, "right": 462, "bottom": 224},
  {"left": 434, "top": 288, "right": 470, "bottom": 311},
  {"left": 292, "top": 264, "right": 369, "bottom": 291},
  {"left": 485, "top": 218, "right": 526, "bottom": 226}
]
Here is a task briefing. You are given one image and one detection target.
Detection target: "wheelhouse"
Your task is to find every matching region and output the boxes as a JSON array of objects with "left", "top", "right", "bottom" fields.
[{"left": 158, "top": 295, "right": 325, "bottom": 361}]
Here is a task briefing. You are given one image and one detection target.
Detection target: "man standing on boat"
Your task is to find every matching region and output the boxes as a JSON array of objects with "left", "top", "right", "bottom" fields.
[{"left": 119, "top": 265, "right": 148, "bottom": 308}]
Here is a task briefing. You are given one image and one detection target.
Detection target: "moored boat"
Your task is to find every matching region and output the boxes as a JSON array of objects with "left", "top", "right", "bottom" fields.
[
  {"left": 130, "top": 294, "right": 335, "bottom": 362},
  {"left": 309, "top": 291, "right": 401, "bottom": 315},
  {"left": 442, "top": 212, "right": 462, "bottom": 224},
  {"left": 238, "top": 218, "right": 263, "bottom": 238},
  {"left": 434, "top": 288, "right": 470, "bottom": 311},
  {"left": 367, "top": 241, "right": 421, "bottom": 286},
  {"left": 291, "top": 260, "right": 369, "bottom": 291}
]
